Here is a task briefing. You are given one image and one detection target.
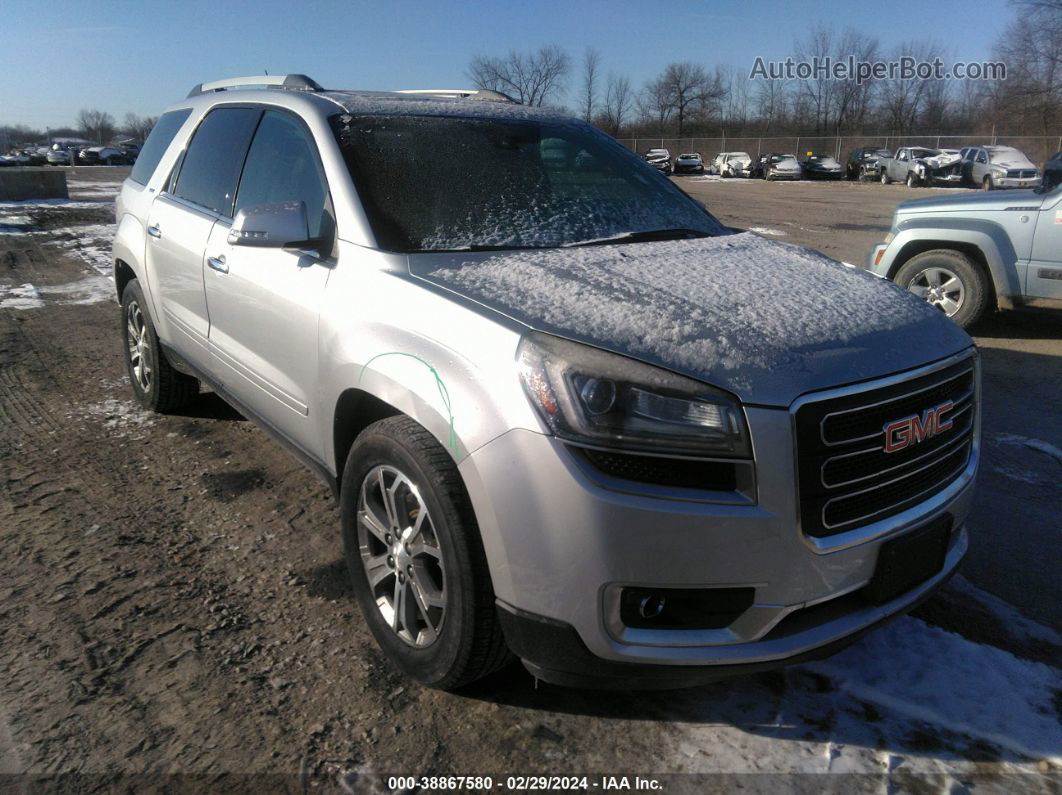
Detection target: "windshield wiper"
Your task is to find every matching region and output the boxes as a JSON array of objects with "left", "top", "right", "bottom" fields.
[{"left": 564, "top": 228, "right": 712, "bottom": 248}]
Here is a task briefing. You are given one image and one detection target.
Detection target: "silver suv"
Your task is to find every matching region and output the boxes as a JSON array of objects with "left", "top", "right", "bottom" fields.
[{"left": 112, "top": 75, "right": 979, "bottom": 690}]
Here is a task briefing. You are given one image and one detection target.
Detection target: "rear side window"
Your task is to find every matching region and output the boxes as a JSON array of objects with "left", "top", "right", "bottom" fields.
[
  {"left": 234, "top": 111, "right": 329, "bottom": 238},
  {"left": 173, "top": 107, "right": 260, "bottom": 216},
  {"left": 129, "top": 109, "right": 191, "bottom": 185}
]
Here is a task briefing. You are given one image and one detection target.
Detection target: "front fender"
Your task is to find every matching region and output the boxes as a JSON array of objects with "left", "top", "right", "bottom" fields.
[
  {"left": 880, "top": 218, "right": 1021, "bottom": 300},
  {"left": 319, "top": 245, "right": 544, "bottom": 474}
]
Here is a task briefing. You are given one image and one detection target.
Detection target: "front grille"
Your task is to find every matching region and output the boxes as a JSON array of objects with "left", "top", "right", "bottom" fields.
[
  {"left": 796, "top": 357, "right": 976, "bottom": 537},
  {"left": 1006, "top": 169, "right": 1037, "bottom": 179}
]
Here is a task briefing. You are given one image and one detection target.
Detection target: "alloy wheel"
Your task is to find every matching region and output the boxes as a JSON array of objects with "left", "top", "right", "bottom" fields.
[
  {"left": 126, "top": 299, "right": 152, "bottom": 391},
  {"left": 357, "top": 465, "right": 446, "bottom": 647},
  {"left": 907, "top": 266, "right": 965, "bottom": 316}
]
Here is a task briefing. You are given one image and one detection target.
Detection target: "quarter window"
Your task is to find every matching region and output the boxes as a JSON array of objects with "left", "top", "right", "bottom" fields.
[
  {"left": 129, "top": 109, "right": 191, "bottom": 186},
  {"left": 172, "top": 107, "right": 261, "bottom": 216},
  {"left": 234, "top": 111, "right": 330, "bottom": 239}
]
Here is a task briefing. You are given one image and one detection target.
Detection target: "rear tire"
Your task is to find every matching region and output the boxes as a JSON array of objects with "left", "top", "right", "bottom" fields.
[
  {"left": 121, "top": 280, "right": 199, "bottom": 412},
  {"left": 341, "top": 416, "right": 512, "bottom": 690},
  {"left": 895, "top": 249, "right": 990, "bottom": 328}
]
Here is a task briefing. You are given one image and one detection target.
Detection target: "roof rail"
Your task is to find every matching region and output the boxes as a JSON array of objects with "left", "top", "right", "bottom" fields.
[
  {"left": 396, "top": 89, "right": 518, "bottom": 103},
  {"left": 186, "top": 74, "right": 324, "bottom": 98}
]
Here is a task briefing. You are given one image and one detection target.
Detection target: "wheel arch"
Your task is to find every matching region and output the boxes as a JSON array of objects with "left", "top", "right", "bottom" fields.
[{"left": 884, "top": 225, "right": 1019, "bottom": 305}]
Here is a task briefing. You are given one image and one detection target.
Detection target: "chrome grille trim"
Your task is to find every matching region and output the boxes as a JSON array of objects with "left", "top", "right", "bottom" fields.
[
  {"left": 820, "top": 442, "right": 972, "bottom": 529},
  {"left": 819, "top": 403, "right": 973, "bottom": 489},
  {"left": 818, "top": 366, "right": 974, "bottom": 447},
  {"left": 794, "top": 351, "right": 979, "bottom": 539}
]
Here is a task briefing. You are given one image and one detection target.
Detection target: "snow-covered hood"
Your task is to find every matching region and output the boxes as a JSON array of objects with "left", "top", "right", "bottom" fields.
[
  {"left": 991, "top": 155, "right": 1037, "bottom": 170},
  {"left": 413, "top": 233, "right": 972, "bottom": 406}
]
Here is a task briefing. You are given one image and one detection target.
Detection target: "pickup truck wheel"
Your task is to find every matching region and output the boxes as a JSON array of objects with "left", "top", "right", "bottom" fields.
[
  {"left": 982, "top": 175, "right": 994, "bottom": 191},
  {"left": 341, "top": 416, "right": 511, "bottom": 690},
  {"left": 906, "top": 173, "right": 920, "bottom": 188},
  {"left": 895, "top": 250, "right": 989, "bottom": 328},
  {"left": 880, "top": 170, "right": 891, "bottom": 184},
  {"left": 120, "top": 280, "right": 199, "bottom": 412}
]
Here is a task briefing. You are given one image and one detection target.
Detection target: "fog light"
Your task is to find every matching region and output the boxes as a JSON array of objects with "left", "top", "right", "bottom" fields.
[{"left": 619, "top": 586, "right": 755, "bottom": 630}]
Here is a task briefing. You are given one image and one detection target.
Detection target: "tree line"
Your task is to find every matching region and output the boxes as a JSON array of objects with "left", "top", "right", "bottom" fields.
[
  {"left": 1, "top": 110, "right": 158, "bottom": 148},
  {"left": 467, "top": 0, "right": 1060, "bottom": 140}
]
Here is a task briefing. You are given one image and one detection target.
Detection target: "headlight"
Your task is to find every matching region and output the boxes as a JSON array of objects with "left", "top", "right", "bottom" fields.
[{"left": 517, "top": 332, "right": 751, "bottom": 458}]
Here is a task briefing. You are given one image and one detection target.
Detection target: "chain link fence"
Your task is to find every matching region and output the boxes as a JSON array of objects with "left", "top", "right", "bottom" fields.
[{"left": 617, "top": 135, "right": 1062, "bottom": 167}]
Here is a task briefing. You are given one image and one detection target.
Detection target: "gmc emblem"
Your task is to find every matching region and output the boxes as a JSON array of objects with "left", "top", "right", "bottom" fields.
[{"left": 883, "top": 401, "right": 954, "bottom": 453}]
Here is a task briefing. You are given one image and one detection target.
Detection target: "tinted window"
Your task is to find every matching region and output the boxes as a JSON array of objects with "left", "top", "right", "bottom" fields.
[
  {"left": 234, "top": 111, "right": 329, "bottom": 238},
  {"left": 129, "top": 109, "right": 191, "bottom": 185},
  {"left": 330, "top": 114, "right": 724, "bottom": 252},
  {"left": 173, "top": 107, "right": 260, "bottom": 216}
]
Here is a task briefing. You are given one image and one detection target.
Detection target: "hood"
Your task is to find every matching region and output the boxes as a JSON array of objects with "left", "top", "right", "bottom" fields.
[
  {"left": 412, "top": 233, "right": 971, "bottom": 406},
  {"left": 898, "top": 189, "right": 1044, "bottom": 215},
  {"left": 992, "top": 156, "right": 1037, "bottom": 170}
]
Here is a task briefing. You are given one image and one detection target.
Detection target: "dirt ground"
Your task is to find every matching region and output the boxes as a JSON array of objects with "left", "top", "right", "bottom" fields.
[{"left": 0, "top": 169, "right": 1059, "bottom": 791}]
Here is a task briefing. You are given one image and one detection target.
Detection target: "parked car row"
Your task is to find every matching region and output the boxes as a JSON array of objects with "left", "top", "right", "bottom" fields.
[
  {"left": 0, "top": 141, "right": 140, "bottom": 167},
  {"left": 642, "top": 143, "right": 1058, "bottom": 192},
  {"left": 855, "top": 144, "right": 1049, "bottom": 191}
]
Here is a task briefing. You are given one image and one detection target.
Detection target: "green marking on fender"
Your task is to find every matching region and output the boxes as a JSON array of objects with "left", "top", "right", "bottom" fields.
[{"left": 358, "top": 352, "right": 458, "bottom": 454}]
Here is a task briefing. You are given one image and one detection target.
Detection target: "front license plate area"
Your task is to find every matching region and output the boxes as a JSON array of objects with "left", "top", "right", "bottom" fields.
[{"left": 864, "top": 516, "right": 951, "bottom": 605}]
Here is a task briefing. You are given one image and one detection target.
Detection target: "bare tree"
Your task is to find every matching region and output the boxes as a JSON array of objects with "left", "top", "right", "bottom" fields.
[
  {"left": 876, "top": 40, "right": 938, "bottom": 136},
  {"left": 76, "top": 108, "right": 116, "bottom": 145},
  {"left": 830, "top": 29, "right": 879, "bottom": 133},
  {"left": 602, "top": 73, "right": 633, "bottom": 134},
  {"left": 467, "top": 45, "right": 571, "bottom": 106},
  {"left": 638, "top": 76, "right": 674, "bottom": 130},
  {"left": 122, "top": 113, "right": 158, "bottom": 143},
  {"left": 994, "top": 0, "right": 1061, "bottom": 133},
  {"left": 754, "top": 77, "right": 789, "bottom": 136},
  {"left": 655, "top": 62, "right": 726, "bottom": 135},
  {"left": 581, "top": 47, "right": 602, "bottom": 122}
]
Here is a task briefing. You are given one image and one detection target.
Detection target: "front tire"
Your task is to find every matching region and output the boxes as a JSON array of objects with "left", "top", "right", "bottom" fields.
[
  {"left": 341, "top": 416, "right": 511, "bottom": 689},
  {"left": 120, "top": 280, "right": 199, "bottom": 411},
  {"left": 880, "top": 170, "right": 891, "bottom": 184},
  {"left": 982, "top": 175, "right": 994, "bottom": 191},
  {"left": 906, "top": 172, "right": 920, "bottom": 188},
  {"left": 895, "top": 249, "right": 990, "bottom": 328}
]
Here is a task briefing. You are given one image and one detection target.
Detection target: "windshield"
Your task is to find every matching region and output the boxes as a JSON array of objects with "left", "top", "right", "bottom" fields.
[{"left": 331, "top": 114, "right": 725, "bottom": 252}]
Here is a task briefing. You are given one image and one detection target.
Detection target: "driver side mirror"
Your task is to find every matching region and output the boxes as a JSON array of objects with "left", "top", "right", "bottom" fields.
[{"left": 228, "top": 201, "right": 315, "bottom": 249}]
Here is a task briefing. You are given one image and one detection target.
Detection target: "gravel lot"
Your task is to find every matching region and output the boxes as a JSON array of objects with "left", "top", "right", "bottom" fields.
[{"left": 0, "top": 168, "right": 1058, "bottom": 790}]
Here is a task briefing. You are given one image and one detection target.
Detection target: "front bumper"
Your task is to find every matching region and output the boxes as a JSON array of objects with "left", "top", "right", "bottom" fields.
[
  {"left": 460, "top": 400, "right": 976, "bottom": 683},
  {"left": 768, "top": 170, "right": 801, "bottom": 180},
  {"left": 995, "top": 176, "right": 1041, "bottom": 189}
]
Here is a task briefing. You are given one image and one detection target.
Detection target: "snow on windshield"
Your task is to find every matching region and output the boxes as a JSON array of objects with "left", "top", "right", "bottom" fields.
[{"left": 331, "top": 114, "right": 724, "bottom": 251}]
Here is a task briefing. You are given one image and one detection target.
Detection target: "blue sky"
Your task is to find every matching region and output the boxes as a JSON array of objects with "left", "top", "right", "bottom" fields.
[{"left": 2, "top": 0, "right": 1012, "bottom": 129}]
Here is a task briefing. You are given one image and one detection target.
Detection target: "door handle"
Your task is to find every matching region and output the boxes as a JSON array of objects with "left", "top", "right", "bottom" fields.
[
  {"left": 147, "top": 225, "right": 162, "bottom": 239},
  {"left": 207, "top": 254, "right": 228, "bottom": 274}
]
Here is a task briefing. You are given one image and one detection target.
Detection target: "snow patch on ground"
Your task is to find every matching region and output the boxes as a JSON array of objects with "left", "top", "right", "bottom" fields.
[
  {"left": 748, "top": 226, "right": 787, "bottom": 236},
  {"left": 807, "top": 616, "right": 1061, "bottom": 762},
  {"left": 991, "top": 432, "right": 1062, "bottom": 465},
  {"left": 986, "top": 432, "right": 1062, "bottom": 484},
  {"left": 74, "top": 399, "right": 155, "bottom": 439},
  {"left": 42, "top": 222, "right": 115, "bottom": 275},
  {"left": 658, "top": 607, "right": 1060, "bottom": 782},
  {"left": 0, "top": 199, "right": 110, "bottom": 209},
  {"left": 0, "top": 284, "right": 44, "bottom": 309},
  {"left": 0, "top": 214, "right": 35, "bottom": 235}
]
